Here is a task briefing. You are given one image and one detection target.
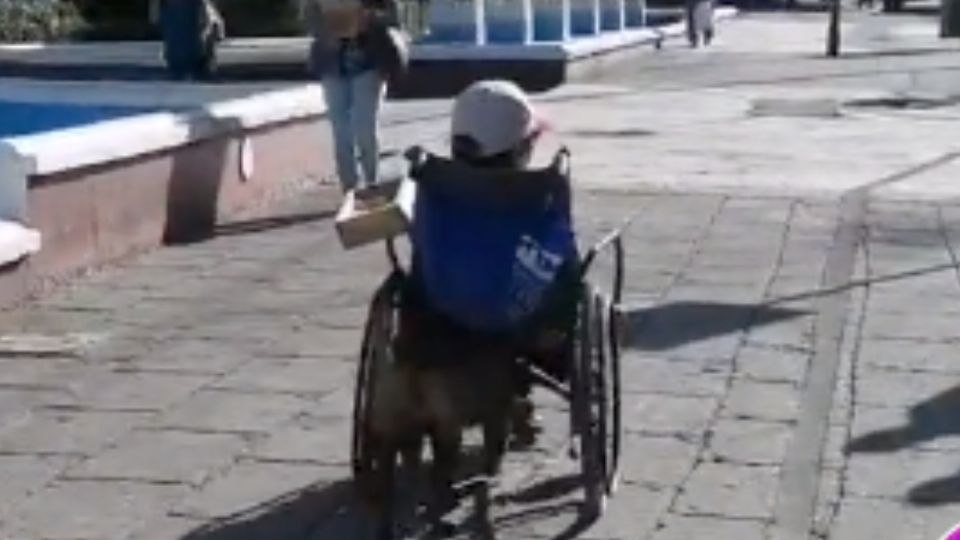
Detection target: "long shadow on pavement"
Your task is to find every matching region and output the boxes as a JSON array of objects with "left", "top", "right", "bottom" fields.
[
  {"left": 846, "top": 384, "right": 960, "bottom": 507},
  {"left": 621, "top": 301, "right": 809, "bottom": 351},
  {"left": 181, "top": 479, "right": 358, "bottom": 540}
]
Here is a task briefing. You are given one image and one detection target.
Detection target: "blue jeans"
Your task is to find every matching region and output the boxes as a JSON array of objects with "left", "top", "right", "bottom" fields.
[{"left": 322, "top": 70, "right": 385, "bottom": 191}]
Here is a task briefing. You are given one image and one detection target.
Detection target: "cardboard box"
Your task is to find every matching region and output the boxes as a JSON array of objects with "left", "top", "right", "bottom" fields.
[{"left": 335, "top": 178, "right": 417, "bottom": 250}]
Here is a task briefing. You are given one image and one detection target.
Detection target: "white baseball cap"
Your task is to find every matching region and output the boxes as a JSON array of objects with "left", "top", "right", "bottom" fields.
[{"left": 451, "top": 80, "right": 545, "bottom": 158}]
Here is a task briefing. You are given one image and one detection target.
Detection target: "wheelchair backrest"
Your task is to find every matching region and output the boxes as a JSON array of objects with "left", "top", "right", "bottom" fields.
[{"left": 405, "top": 147, "right": 578, "bottom": 332}]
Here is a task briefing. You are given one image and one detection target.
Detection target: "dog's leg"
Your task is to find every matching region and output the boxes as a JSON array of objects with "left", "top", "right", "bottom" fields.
[
  {"left": 398, "top": 435, "right": 424, "bottom": 536},
  {"left": 474, "top": 416, "right": 509, "bottom": 540},
  {"left": 372, "top": 442, "right": 398, "bottom": 540},
  {"left": 427, "top": 427, "right": 460, "bottom": 538}
]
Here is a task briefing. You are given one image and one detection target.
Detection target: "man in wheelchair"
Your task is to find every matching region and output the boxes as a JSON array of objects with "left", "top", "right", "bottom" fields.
[{"left": 397, "top": 80, "right": 580, "bottom": 449}]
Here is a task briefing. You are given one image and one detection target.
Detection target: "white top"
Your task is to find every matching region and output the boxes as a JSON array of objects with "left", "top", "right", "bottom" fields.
[{"left": 0, "top": 220, "right": 40, "bottom": 266}]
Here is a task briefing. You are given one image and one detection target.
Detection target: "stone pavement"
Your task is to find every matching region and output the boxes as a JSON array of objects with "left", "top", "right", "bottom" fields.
[{"left": 3, "top": 10, "right": 960, "bottom": 540}]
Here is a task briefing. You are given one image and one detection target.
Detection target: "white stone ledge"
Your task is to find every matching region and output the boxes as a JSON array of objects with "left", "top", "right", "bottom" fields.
[{"left": 0, "top": 83, "right": 326, "bottom": 178}]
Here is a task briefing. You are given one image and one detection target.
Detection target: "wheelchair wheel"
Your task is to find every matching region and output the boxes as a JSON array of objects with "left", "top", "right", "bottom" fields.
[
  {"left": 351, "top": 275, "right": 398, "bottom": 489},
  {"left": 570, "top": 286, "right": 607, "bottom": 517},
  {"left": 595, "top": 292, "right": 622, "bottom": 496}
]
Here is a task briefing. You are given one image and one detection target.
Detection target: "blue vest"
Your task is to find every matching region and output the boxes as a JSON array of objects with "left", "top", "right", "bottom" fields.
[{"left": 410, "top": 176, "right": 577, "bottom": 332}]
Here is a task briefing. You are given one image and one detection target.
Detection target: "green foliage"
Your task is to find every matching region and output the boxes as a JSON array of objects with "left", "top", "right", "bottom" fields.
[
  {"left": 69, "top": 0, "right": 154, "bottom": 40},
  {"left": 0, "top": 0, "right": 84, "bottom": 42},
  {"left": 214, "top": 0, "right": 303, "bottom": 37}
]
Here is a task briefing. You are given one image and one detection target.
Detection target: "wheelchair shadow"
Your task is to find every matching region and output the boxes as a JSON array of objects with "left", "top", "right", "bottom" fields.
[
  {"left": 621, "top": 301, "right": 810, "bottom": 351},
  {"left": 845, "top": 383, "right": 960, "bottom": 507},
  {"left": 179, "top": 479, "right": 362, "bottom": 540},
  {"left": 176, "top": 454, "right": 589, "bottom": 540}
]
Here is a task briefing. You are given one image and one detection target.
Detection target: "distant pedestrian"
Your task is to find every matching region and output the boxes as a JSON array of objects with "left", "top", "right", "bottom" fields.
[
  {"left": 685, "top": 0, "right": 715, "bottom": 48},
  {"left": 303, "top": 0, "right": 409, "bottom": 192},
  {"left": 158, "top": 0, "right": 225, "bottom": 80}
]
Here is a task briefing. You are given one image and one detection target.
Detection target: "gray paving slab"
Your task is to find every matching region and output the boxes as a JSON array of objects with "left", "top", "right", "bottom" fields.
[
  {"left": 707, "top": 418, "right": 793, "bottom": 466},
  {"left": 674, "top": 463, "right": 780, "bottom": 520},
  {"left": 722, "top": 379, "right": 802, "bottom": 423},
  {"left": 4, "top": 480, "right": 188, "bottom": 540},
  {"left": 63, "top": 430, "right": 245, "bottom": 486},
  {"left": 649, "top": 514, "right": 768, "bottom": 540},
  {"left": 151, "top": 389, "right": 315, "bottom": 434},
  {"left": 173, "top": 461, "right": 342, "bottom": 519},
  {"left": 0, "top": 410, "right": 151, "bottom": 457},
  {"left": 734, "top": 345, "right": 811, "bottom": 384}
]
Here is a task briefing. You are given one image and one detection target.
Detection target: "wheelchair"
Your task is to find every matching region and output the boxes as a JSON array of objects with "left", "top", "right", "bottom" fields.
[{"left": 351, "top": 146, "right": 628, "bottom": 534}]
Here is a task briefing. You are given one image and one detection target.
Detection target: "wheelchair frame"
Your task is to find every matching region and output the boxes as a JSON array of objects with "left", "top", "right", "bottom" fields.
[{"left": 350, "top": 153, "right": 629, "bottom": 529}]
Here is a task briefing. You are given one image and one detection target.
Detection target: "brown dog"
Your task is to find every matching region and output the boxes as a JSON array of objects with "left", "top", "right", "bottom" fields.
[{"left": 360, "top": 306, "right": 520, "bottom": 540}]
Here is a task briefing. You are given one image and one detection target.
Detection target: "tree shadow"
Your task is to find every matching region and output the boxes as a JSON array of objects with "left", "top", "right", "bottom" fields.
[
  {"left": 621, "top": 301, "right": 809, "bottom": 351},
  {"left": 845, "top": 384, "right": 960, "bottom": 507}
]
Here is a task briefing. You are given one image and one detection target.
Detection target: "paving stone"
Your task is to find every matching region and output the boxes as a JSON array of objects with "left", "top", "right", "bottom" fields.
[
  {"left": 850, "top": 401, "right": 960, "bottom": 454},
  {"left": 620, "top": 354, "right": 730, "bottom": 397},
  {"left": 844, "top": 449, "right": 960, "bottom": 499},
  {"left": 764, "top": 276, "right": 823, "bottom": 301},
  {"left": 0, "top": 389, "right": 49, "bottom": 431},
  {"left": 0, "top": 455, "right": 68, "bottom": 511},
  {"left": 211, "top": 357, "right": 353, "bottom": 397},
  {"left": 626, "top": 305, "right": 748, "bottom": 360},
  {"left": 118, "top": 338, "right": 256, "bottom": 375},
  {"left": 126, "top": 515, "right": 208, "bottom": 540},
  {"left": 64, "top": 430, "right": 243, "bottom": 486},
  {"left": 174, "top": 461, "right": 342, "bottom": 519},
  {"left": 735, "top": 345, "right": 810, "bottom": 383},
  {"left": 744, "top": 315, "right": 815, "bottom": 351},
  {"left": 178, "top": 316, "right": 293, "bottom": 344},
  {"left": 153, "top": 390, "right": 314, "bottom": 434},
  {"left": 678, "top": 270, "right": 772, "bottom": 288},
  {"left": 618, "top": 434, "right": 699, "bottom": 487},
  {"left": 31, "top": 285, "right": 142, "bottom": 313},
  {"left": 722, "top": 380, "right": 800, "bottom": 422},
  {"left": 858, "top": 339, "right": 960, "bottom": 374},
  {"left": 0, "top": 356, "right": 77, "bottom": 387},
  {"left": 498, "top": 483, "right": 671, "bottom": 540},
  {"left": 663, "top": 284, "right": 766, "bottom": 306},
  {"left": 674, "top": 463, "right": 779, "bottom": 520},
  {"left": 812, "top": 466, "right": 842, "bottom": 538},
  {"left": 854, "top": 369, "right": 960, "bottom": 409},
  {"left": 45, "top": 370, "right": 212, "bottom": 411},
  {"left": 0, "top": 410, "right": 151, "bottom": 456},
  {"left": 624, "top": 394, "right": 718, "bottom": 437},
  {"left": 314, "top": 387, "right": 355, "bottom": 419},
  {"left": 649, "top": 514, "right": 767, "bottom": 540},
  {"left": 249, "top": 417, "right": 352, "bottom": 465},
  {"left": 861, "top": 313, "right": 960, "bottom": 342},
  {"left": 707, "top": 418, "right": 792, "bottom": 465},
  {"left": 577, "top": 484, "right": 672, "bottom": 539},
  {"left": 831, "top": 497, "right": 960, "bottom": 540},
  {"left": 866, "top": 288, "right": 960, "bottom": 315},
  {"left": 250, "top": 328, "right": 364, "bottom": 359},
  {"left": 5, "top": 480, "right": 187, "bottom": 540},
  {"left": 822, "top": 423, "right": 849, "bottom": 470}
]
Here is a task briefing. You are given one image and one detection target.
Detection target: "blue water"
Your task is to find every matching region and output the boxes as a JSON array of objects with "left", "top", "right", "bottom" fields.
[
  {"left": 421, "top": 11, "right": 677, "bottom": 44},
  {"left": 0, "top": 101, "right": 163, "bottom": 138}
]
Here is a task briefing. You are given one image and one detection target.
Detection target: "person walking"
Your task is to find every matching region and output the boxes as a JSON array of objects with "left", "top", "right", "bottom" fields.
[
  {"left": 157, "top": 0, "right": 224, "bottom": 80},
  {"left": 685, "top": 0, "right": 714, "bottom": 48},
  {"left": 303, "top": 0, "right": 406, "bottom": 192}
]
